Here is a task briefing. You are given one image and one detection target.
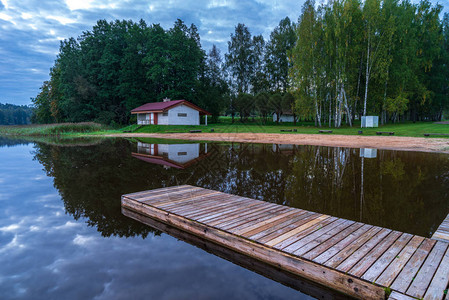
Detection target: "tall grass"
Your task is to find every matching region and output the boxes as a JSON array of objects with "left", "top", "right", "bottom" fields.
[{"left": 0, "top": 122, "right": 108, "bottom": 136}]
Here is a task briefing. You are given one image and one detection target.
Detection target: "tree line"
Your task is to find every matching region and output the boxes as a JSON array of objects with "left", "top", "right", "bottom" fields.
[
  {"left": 32, "top": 0, "right": 448, "bottom": 126},
  {"left": 0, "top": 103, "right": 33, "bottom": 125},
  {"left": 291, "top": 0, "right": 449, "bottom": 127}
]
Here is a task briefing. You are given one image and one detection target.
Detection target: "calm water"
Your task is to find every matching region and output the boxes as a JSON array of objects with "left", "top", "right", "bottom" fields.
[{"left": 0, "top": 137, "right": 448, "bottom": 299}]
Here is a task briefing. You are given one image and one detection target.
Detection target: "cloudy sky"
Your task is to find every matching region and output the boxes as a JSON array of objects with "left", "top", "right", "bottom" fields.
[{"left": 1, "top": 0, "right": 448, "bottom": 106}]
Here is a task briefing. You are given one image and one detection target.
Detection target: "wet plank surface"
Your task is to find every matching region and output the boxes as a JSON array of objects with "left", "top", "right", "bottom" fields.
[{"left": 122, "top": 185, "right": 449, "bottom": 300}]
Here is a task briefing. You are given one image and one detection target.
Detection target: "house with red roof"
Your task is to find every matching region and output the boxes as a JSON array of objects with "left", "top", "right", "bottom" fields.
[{"left": 131, "top": 99, "right": 211, "bottom": 125}]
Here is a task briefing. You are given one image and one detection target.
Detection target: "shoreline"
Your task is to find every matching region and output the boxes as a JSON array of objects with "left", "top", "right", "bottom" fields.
[{"left": 103, "top": 132, "right": 449, "bottom": 154}]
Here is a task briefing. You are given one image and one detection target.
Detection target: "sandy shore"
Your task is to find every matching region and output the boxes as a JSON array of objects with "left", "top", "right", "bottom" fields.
[{"left": 105, "top": 132, "right": 449, "bottom": 154}]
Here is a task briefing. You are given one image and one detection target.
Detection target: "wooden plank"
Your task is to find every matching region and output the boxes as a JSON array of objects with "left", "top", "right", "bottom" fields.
[
  {"left": 299, "top": 222, "right": 364, "bottom": 260},
  {"left": 149, "top": 189, "right": 219, "bottom": 206},
  {"left": 217, "top": 205, "right": 287, "bottom": 230},
  {"left": 184, "top": 196, "right": 245, "bottom": 219},
  {"left": 210, "top": 202, "right": 279, "bottom": 227},
  {"left": 286, "top": 219, "right": 352, "bottom": 255},
  {"left": 122, "top": 196, "right": 385, "bottom": 299},
  {"left": 349, "top": 231, "right": 402, "bottom": 278},
  {"left": 424, "top": 245, "right": 449, "bottom": 300},
  {"left": 162, "top": 193, "right": 232, "bottom": 213},
  {"left": 407, "top": 241, "right": 449, "bottom": 299},
  {"left": 257, "top": 212, "right": 319, "bottom": 245},
  {"left": 324, "top": 226, "right": 383, "bottom": 268},
  {"left": 122, "top": 208, "right": 354, "bottom": 300},
  {"left": 432, "top": 232, "right": 449, "bottom": 242},
  {"left": 242, "top": 210, "right": 308, "bottom": 238},
  {"left": 375, "top": 236, "right": 425, "bottom": 287},
  {"left": 311, "top": 224, "right": 373, "bottom": 264},
  {"left": 336, "top": 228, "right": 392, "bottom": 273},
  {"left": 233, "top": 209, "right": 300, "bottom": 235},
  {"left": 362, "top": 233, "right": 413, "bottom": 282},
  {"left": 388, "top": 291, "right": 417, "bottom": 300},
  {"left": 138, "top": 186, "right": 201, "bottom": 201},
  {"left": 432, "top": 216, "right": 449, "bottom": 243},
  {"left": 122, "top": 186, "right": 449, "bottom": 300},
  {"left": 122, "top": 185, "right": 191, "bottom": 199},
  {"left": 246, "top": 210, "right": 309, "bottom": 240},
  {"left": 274, "top": 216, "right": 340, "bottom": 251},
  {"left": 265, "top": 215, "right": 330, "bottom": 247},
  {"left": 198, "top": 200, "right": 265, "bottom": 223},
  {"left": 158, "top": 193, "right": 228, "bottom": 213},
  {"left": 224, "top": 206, "right": 292, "bottom": 231},
  {"left": 390, "top": 238, "right": 436, "bottom": 293}
]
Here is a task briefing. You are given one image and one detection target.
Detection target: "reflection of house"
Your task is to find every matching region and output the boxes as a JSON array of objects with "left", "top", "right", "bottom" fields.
[
  {"left": 360, "top": 148, "right": 377, "bottom": 158},
  {"left": 272, "top": 110, "right": 298, "bottom": 123},
  {"left": 132, "top": 142, "right": 209, "bottom": 169},
  {"left": 131, "top": 99, "right": 211, "bottom": 125}
]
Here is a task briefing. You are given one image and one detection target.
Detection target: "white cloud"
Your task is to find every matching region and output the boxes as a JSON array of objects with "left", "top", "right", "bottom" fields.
[
  {"left": 55, "top": 221, "right": 80, "bottom": 230},
  {"left": 0, "top": 223, "right": 21, "bottom": 232},
  {"left": 73, "top": 234, "right": 96, "bottom": 247},
  {"left": 0, "top": 12, "right": 14, "bottom": 24},
  {"left": 65, "top": 0, "right": 94, "bottom": 11},
  {"left": 0, "top": 0, "right": 9, "bottom": 9},
  {"left": 21, "top": 12, "right": 32, "bottom": 19}
]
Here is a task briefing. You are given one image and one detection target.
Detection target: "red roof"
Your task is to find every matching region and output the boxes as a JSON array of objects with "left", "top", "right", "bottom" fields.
[{"left": 131, "top": 100, "right": 211, "bottom": 115}]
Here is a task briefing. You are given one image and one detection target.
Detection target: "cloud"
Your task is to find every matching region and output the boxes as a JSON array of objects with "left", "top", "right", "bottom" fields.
[{"left": 1, "top": 0, "right": 447, "bottom": 105}]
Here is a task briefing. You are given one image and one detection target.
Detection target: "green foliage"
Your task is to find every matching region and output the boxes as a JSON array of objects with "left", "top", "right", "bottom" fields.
[
  {"left": 225, "top": 23, "right": 257, "bottom": 94},
  {"left": 234, "top": 93, "right": 254, "bottom": 121},
  {"left": 0, "top": 103, "right": 33, "bottom": 125},
  {"left": 289, "top": 0, "right": 448, "bottom": 126},
  {"left": 0, "top": 122, "right": 108, "bottom": 136},
  {"left": 385, "top": 92, "right": 409, "bottom": 122},
  {"left": 33, "top": 19, "right": 215, "bottom": 125}
]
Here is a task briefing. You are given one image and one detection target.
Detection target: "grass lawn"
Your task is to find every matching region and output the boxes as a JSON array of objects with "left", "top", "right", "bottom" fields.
[
  {"left": 0, "top": 118, "right": 447, "bottom": 138},
  {"left": 129, "top": 118, "right": 449, "bottom": 138},
  {"left": 0, "top": 122, "right": 110, "bottom": 136}
]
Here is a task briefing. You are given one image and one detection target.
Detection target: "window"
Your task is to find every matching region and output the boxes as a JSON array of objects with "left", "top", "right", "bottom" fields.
[
  {"left": 162, "top": 112, "right": 168, "bottom": 116},
  {"left": 178, "top": 113, "right": 187, "bottom": 117},
  {"left": 178, "top": 152, "right": 187, "bottom": 156}
]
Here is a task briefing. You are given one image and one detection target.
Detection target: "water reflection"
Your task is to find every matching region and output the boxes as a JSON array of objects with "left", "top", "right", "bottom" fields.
[
  {"left": 359, "top": 148, "right": 377, "bottom": 158},
  {"left": 29, "top": 138, "right": 449, "bottom": 238},
  {"left": 133, "top": 142, "right": 209, "bottom": 169}
]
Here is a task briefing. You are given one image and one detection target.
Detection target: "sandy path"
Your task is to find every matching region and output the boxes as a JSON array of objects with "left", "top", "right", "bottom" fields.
[{"left": 104, "top": 132, "right": 449, "bottom": 154}]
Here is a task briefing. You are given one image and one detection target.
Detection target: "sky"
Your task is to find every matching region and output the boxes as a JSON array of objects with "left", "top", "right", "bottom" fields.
[{"left": 0, "top": 0, "right": 448, "bottom": 106}]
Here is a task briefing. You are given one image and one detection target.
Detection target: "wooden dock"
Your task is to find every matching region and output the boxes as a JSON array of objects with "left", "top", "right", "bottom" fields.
[
  {"left": 122, "top": 185, "right": 449, "bottom": 300},
  {"left": 432, "top": 214, "right": 449, "bottom": 242}
]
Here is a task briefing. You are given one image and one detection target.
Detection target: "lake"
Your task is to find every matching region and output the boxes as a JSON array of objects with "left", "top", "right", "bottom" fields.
[{"left": 0, "top": 137, "right": 448, "bottom": 299}]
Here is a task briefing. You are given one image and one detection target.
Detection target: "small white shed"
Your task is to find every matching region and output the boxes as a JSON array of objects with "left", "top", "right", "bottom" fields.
[
  {"left": 131, "top": 99, "right": 211, "bottom": 125},
  {"left": 361, "top": 116, "right": 379, "bottom": 128},
  {"left": 272, "top": 111, "right": 298, "bottom": 123}
]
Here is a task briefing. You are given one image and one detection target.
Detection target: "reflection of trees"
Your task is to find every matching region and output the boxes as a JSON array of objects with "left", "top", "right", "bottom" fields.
[
  {"left": 32, "top": 138, "right": 449, "bottom": 238},
  {"left": 285, "top": 147, "right": 449, "bottom": 236},
  {"left": 33, "top": 139, "right": 161, "bottom": 238},
  {"left": 0, "top": 137, "right": 32, "bottom": 147}
]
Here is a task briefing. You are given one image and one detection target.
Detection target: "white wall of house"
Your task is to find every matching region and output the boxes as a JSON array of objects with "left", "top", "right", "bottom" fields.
[
  {"left": 168, "top": 104, "right": 200, "bottom": 125},
  {"left": 157, "top": 112, "right": 169, "bottom": 125},
  {"left": 158, "top": 144, "right": 200, "bottom": 163},
  {"left": 272, "top": 114, "right": 297, "bottom": 123},
  {"left": 136, "top": 104, "right": 201, "bottom": 125}
]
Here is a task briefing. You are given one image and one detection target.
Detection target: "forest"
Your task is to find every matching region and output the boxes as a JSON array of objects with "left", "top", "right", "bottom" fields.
[
  {"left": 0, "top": 103, "right": 33, "bottom": 125},
  {"left": 31, "top": 0, "right": 449, "bottom": 127}
]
